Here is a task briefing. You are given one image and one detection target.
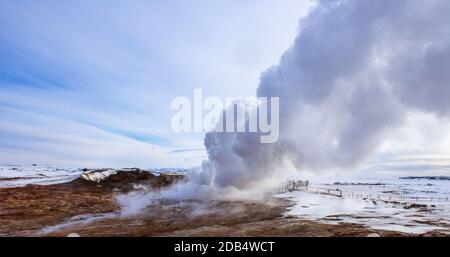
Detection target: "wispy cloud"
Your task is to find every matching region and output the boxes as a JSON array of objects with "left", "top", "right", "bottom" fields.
[
  {"left": 0, "top": 0, "right": 312, "bottom": 168},
  {"left": 169, "top": 148, "right": 206, "bottom": 154}
]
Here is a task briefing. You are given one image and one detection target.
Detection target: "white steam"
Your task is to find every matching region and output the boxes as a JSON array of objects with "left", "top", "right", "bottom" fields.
[
  {"left": 202, "top": 0, "right": 450, "bottom": 189},
  {"left": 118, "top": 0, "right": 450, "bottom": 214}
]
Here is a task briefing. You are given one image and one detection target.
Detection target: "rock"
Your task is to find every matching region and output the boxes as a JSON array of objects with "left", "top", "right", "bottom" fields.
[
  {"left": 404, "top": 203, "right": 427, "bottom": 209},
  {"left": 367, "top": 233, "right": 380, "bottom": 237},
  {"left": 400, "top": 176, "right": 450, "bottom": 181},
  {"left": 333, "top": 182, "right": 385, "bottom": 186},
  {"left": 70, "top": 168, "right": 185, "bottom": 191},
  {"left": 67, "top": 233, "right": 80, "bottom": 237}
]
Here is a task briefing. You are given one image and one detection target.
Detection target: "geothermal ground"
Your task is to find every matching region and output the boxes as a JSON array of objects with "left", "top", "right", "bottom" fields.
[
  {"left": 0, "top": 183, "right": 406, "bottom": 237},
  {"left": 1, "top": 167, "right": 449, "bottom": 237}
]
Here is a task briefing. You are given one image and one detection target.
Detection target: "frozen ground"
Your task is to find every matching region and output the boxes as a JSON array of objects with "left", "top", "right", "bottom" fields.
[
  {"left": 0, "top": 165, "right": 82, "bottom": 187},
  {"left": 276, "top": 177, "right": 450, "bottom": 234},
  {"left": 0, "top": 165, "right": 187, "bottom": 188}
]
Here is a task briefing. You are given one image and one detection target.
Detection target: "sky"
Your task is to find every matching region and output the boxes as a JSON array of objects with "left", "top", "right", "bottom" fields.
[{"left": 0, "top": 0, "right": 314, "bottom": 168}]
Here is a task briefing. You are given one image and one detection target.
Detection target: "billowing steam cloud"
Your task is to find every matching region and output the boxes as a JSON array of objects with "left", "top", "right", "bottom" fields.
[
  {"left": 119, "top": 0, "right": 450, "bottom": 213},
  {"left": 202, "top": 0, "right": 450, "bottom": 189}
]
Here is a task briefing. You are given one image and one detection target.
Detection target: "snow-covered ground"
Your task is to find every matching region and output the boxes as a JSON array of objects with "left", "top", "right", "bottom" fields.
[
  {"left": 0, "top": 164, "right": 83, "bottom": 187},
  {"left": 0, "top": 164, "right": 189, "bottom": 187},
  {"left": 276, "top": 177, "right": 450, "bottom": 234}
]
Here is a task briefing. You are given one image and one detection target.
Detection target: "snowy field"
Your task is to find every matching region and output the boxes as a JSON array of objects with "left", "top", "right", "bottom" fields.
[
  {"left": 0, "top": 165, "right": 83, "bottom": 187},
  {"left": 276, "top": 177, "right": 450, "bottom": 234},
  {"left": 0, "top": 165, "right": 187, "bottom": 187}
]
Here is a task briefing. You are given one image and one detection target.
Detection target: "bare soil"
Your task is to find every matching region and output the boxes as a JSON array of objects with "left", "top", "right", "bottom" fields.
[{"left": 0, "top": 173, "right": 447, "bottom": 237}]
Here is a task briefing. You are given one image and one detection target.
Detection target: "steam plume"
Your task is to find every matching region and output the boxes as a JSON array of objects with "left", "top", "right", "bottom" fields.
[
  {"left": 201, "top": 0, "right": 450, "bottom": 190},
  {"left": 118, "top": 0, "right": 450, "bottom": 214}
]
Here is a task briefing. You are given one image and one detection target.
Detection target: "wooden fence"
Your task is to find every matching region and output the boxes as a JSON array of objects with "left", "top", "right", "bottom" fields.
[
  {"left": 277, "top": 180, "right": 449, "bottom": 203},
  {"left": 278, "top": 180, "right": 343, "bottom": 197}
]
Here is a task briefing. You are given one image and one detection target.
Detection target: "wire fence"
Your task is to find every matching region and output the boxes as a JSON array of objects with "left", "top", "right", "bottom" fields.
[
  {"left": 278, "top": 180, "right": 450, "bottom": 204},
  {"left": 302, "top": 186, "right": 343, "bottom": 197},
  {"left": 342, "top": 191, "right": 449, "bottom": 203},
  {"left": 277, "top": 180, "right": 342, "bottom": 197}
]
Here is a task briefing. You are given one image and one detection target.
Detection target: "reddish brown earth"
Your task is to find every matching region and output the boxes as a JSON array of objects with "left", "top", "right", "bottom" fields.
[
  {"left": 0, "top": 170, "right": 182, "bottom": 236},
  {"left": 0, "top": 172, "right": 446, "bottom": 237}
]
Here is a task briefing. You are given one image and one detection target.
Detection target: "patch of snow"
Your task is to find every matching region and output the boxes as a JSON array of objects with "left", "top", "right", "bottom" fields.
[{"left": 80, "top": 169, "right": 117, "bottom": 182}]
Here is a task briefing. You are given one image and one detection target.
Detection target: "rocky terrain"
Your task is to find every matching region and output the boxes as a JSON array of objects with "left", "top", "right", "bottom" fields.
[
  {"left": 0, "top": 169, "right": 447, "bottom": 237},
  {"left": 0, "top": 169, "right": 182, "bottom": 236}
]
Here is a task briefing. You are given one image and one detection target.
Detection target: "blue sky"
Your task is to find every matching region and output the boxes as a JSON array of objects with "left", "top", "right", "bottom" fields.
[{"left": 0, "top": 0, "right": 313, "bottom": 168}]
